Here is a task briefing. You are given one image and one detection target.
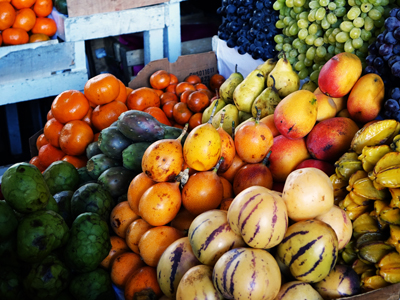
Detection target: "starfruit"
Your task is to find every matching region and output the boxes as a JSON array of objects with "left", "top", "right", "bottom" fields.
[
  {"left": 358, "top": 241, "right": 394, "bottom": 264},
  {"left": 358, "top": 145, "right": 392, "bottom": 172},
  {"left": 351, "top": 177, "right": 390, "bottom": 201},
  {"left": 370, "top": 151, "right": 400, "bottom": 180},
  {"left": 352, "top": 258, "right": 374, "bottom": 275},
  {"left": 390, "top": 134, "right": 400, "bottom": 152},
  {"left": 371, "top": 200, "right": 391, "bottom": 230},
  {"left": 386, "top": 225, "right": 400, "bottom": 254},
  {"left": 355, "top": 232, "right": 387, "bottom": 251},
  {"left": 377, "top": 251, "right": 400, "bottom": 284},
  {"left": 361, "top": 270, "right": 390, "bottom": 292},
  {"left": 380, "top": 206, "right": 400, "bottom": 226},
  {"left": 342, "top": 195, "right": 372, "bottom": 221},
  {"left": 342, "top": 240, "right": 358, "bottom": 265},
  {"left": 353, "top": 213, "right": 381, "bottom": 239},
  {"left": 348, "top": 191, "right": 371, "bottom": 206},
  {"left": 375, "top": 164, "right": 400, "bottom": 189},
  {"left": 335, "top": 152, "right": 363, "bottom": 181},
  {"left": 350, "top": 119, "right": 400, "bottom": 154},
  {"left": 330, "top": 173, "right": 349, "bottom": 200},
  {"left": 389, "top": 188, "right": 400, "bottom": 208}
]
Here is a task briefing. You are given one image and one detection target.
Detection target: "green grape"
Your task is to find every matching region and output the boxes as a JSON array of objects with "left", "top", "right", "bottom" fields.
[
  {"left": 276, "top": 43, "right": 283, "bottom": 51},
  {"left": 306, "top": 46, "right": 316, "bottom": 60},
  {"left": 319, "top": 0, "right": 329, "bottom": 5},
  {"left": 335, "top": 42, "right": 344, "bottom": 49},
  {"left": 316, "top": 28, "right": 324, "bottom": 37},
  {"left": 353, "top": 17, "right": 364, "bottom": 27},
  {"left": 276, "top": 20, "right": 285, "bottom": 29},
  {"left": 374, "top": 18, "right": 384, "bottom": 28},
  {"left": 279, "top": 15, "right": 285, "bottom": 20},
  {"left": 312, "top": 63, "right": 320, "bottom": 70},
  {"left": 334, "top": 47, "right": 342, "bottom": 54},
  {"left": 290, "top": 9, "right": 297, "bottom": 19},
  {"left": 273, "top": 1, "right": 284, "bottom": 10},
  {"left": 334, "top": 7, "right": 347, "bottom": 17},
  {"left": 289, "top": 20, "right": 297, "bottom": 27},
  {"left": 381, "top": 0, "right": 389, "bottom": 5},
  {"left": 294, "top": 0, "right": 306, "bottom": 6},
  {"left": 314, "top": 37, "right": 324, "bottom": 46},
  {"left": 347, "top": 6, "right": 361, "bottom": 19},
  {"left": 316, "top": 45, "right": 327, "bottom": 57},
  {"left": 308, "top": 23, "right": 319, "bottom": 35},
  {"left": 352, "top": 37, "right": 363, "bottom": 48},
  {"left": 375, "top": 5, "right": 385, "bottom": 14},
  {"left": 340, "top": 21, "right": 354, "bottom": 32},
  {"left": 283, "top": 43, "right": 293, "bottom": 52},
  {"left": 321, "top": 17, "right": 331, "bottom": 29},
  {"left": 327, "top": 13, "right": 337, "bottom": 24},
  {"left": 305, "top": 35, "right": 317, "bottom": 45},
  {"left": 344, "top": 39, "right": 355, "bottom": 52},
  {"left": 323, "top": 35, "right": 330, "bottom": 43},
  {"left": 284, "top": 37, "right": 293, "bottom": 43},
  {"left": 334, "top": 0, "right": 346, "bottom": 6},
  {"left": 310, "top": 70, "right": 320, "bottom": 82},
  {"left": 325, "top": 28, "right": 334, "bottom": 36},
  {"left": 364, "top": 17, "right": 374, "bottom": 31},
  {"left": 355, "top": 0, "right": 361, "bottom": 5},
  {"left": 295, "top": 60, "right": 306, "bottom": 71},
  {"left": 293, "top": 38, "right": 303, "bottom": 48},
  {"left": 304, "top": 57, "right": 314, "bottom": 66},
  {"left": 348, "top": 0, "right": 356, "bottom": 6},
  {"left": 328, "top": 44, "right": 336, "bottom": 53},
  {"left": 332, "top": 28, "right": 341, "bottom": 35},
  {"left": 328, "top": 2, "right": 337, "bottom": 9},
  {"left": 324, "top": 52, "right": 334, "bottom": 61},
  {"left": 289, "top": 23, "right": 299, "bottom": 35},
  {"left": 293, "top": 6, "right": 304, "bottom": 13},
  {"left": 315, "top": 7, "right": 326, "bottom": 20},
  {"left": 361, "top": 12, "right": 367, "bottom": 18},
  {"left": 328, "top": 34, "right": 336, "bottom": 43},
  {"left": 298, "top": 53, "right": 306, "bottom": 61},
  {"left": 298, "top": 68, "right": 309, "bottom": 79},
  {"left": 309, "top": 0, "right": 320, "bottom": 9},
  {"left": 289, "top": 49, "right": 298, "bottom": 58},
  {"left": 332, "top": 20, "right": 341, "bottom": 28},
  {"left": 360, "top": 3, "right": 372, "bottom": 12},
  {"left": 368, "top": 9, "right": 382, "bottom": 20},
  {"left": 299, "top": 11, "right": 309, "bottom": 19},
  {"left": 298, "top": 44, "right": 308, "bottom": 53},
  {"left": 286, "top": 0, "right": 294, "bottom": 7},
  {"left": 298, "top": 28, "right": 308, "bottom": 39},
  {"left": 283, "top": 28, "right": 289, "bottom": 36},
  {"left": 274, "top": 35, "right": 285, "bottom": 44},
  {"left": 288, "top": 56, "right": 297, "bottom": 65},
  {"left": 284, "top": 16, "right": 293, "bottom": 26},
  {"left": 349, "top": 27, "right": 361, "bottom": 39},
  {"left": 308, "top": 9, "right": 317, "bottom": 22},
  {"left": 298, "top": 19, "right": 309, "bottom": 28},
  {"left": 277, "top": 0, "right": 285, "bottom": 3},
  {"left": 360, "top": 29, "right": 372, "bottom": 41}
]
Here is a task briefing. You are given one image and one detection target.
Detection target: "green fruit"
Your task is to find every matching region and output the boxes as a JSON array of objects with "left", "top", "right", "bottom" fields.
[
  {"left": 97, "top": 166, "right": 136, "bottom": 198},
  {"left": 63, "top": 212, "right": 111, "bottom": 273},
  {"left": 69, "top": 268, "right": 116, "bottom": 300},
  {"left": 54, "top": 0, "right": 68, "bottom": 15},
  {"left": 122, "top": 142, "right": 152, "bottom": 172},
  {"left": 0, "top": 200, "right": 18, "bottom": 242},
  {"left": 77, "top": 167, "right": 95, "bottom": 186},
  {"left": 43, "top": 161, "right": 80, "bottom": 195},
  {"left": 1, "top": 162, "right": 50, "bottom": 213},
  {"left": 53, "top": 190, "right": 74, "bottom": 227},
  {"left": 86, "top": 154, "right": 121, "bottom": 180},
  {"left": 23, "top": 254, "right": 70, "bottom": 300},
  {"left": 70, "top": 183, "right": 114, "bottom": 221},
  {"left": 45, "top": 194, "right": 59, "bottom": 214},
  {"left": 98, "top": 127, "right": 132, "bottom": 160},
  {"left": 0, "top": 265, "right": 23, "bottom": 300},
  {"left": 17, "top": 210, "right": 69, "bottom": 263},
  {"left": 86, "top": 141, "right": 102, "bottom": 160}
]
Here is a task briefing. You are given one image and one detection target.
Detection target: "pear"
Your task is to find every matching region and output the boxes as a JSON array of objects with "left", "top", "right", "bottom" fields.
[
  {"left": 219, "top": 64, "right": 244, "bottom": 104},
  {"left": 256, "top": 57, "right": 278, "bottom": 78},
  {"left": 301, "top": 80, "right": 318, "bottom": 92},
  {"left": 202, "top": 96, "right": 226, "bottom": 124},
  {"left": 212, "top": 104, "right": 239, "bottom": 136},
  {"left": 238, "top": 111, "right": 253, "bottom": 124},
  {"left": 233, "top": 70, "right": 265, "bottom": 113},
  {"left": 251, "top": 75, "right": 281, "bottom": 118},
  {"left": 267, "top": 53, "right": 300, "bottom": 98}
]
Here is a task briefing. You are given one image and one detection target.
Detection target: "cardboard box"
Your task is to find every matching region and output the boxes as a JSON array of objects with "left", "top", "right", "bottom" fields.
[
  {"left": 128, "top": 51, "right": 218, "bottom": 89},
  {"left": 66, "top": 0, "right": 168, "bottom": 18},
  {"left": 338, "top": 283, "right": 400, "bottom": 300}
]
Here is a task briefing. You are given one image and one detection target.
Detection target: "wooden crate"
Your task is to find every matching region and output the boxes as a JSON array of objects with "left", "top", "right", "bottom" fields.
[{"left": 66, "top": 0, "right": 168, "bottom": 18}]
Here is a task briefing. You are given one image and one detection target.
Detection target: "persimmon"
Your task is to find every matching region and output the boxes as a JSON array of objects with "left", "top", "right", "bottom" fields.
[
  {"left": 100, "top": 236, "right": 130, "bottom": 270},
  {"left": 187, "top": 90, "right": 210, "bottom": 113},
  {"left": 150, "top": 70, "right": 170, "bottom": 90},
  {"left": 160, "top": 91, "right": 178, "bottom": 106},
  {"left": 126, "top": 87, "right": 160, "bottom": 111},
  {"left": 43, "top": 118, "right": 63, "bottom": 148},
  {"left": 126, "top": 87, "right": 134, "bottom": 99},
  {"left": 175, "top": 82, "right": 196, "bottom": 97},
  {"left": 198, "top": 88, "right": 214, "bottom": 100},
  {"left": 29, "top": 155, "right": 45, "bottom": 172},
  {"left": 165, "top": 83, "right": 177, "bottom": 94},
  {"left": 153, "top": 89, "right": 163, "bottom": 97},
  {"left": 127, "top": 172, "right": 156, "bottom": 215},
  {"left": 12, "top": 7, "right": 36, "bottom": 31},
  {"left": 81, "top": 106, "right": 93, "bottom": 128},
  {"left": 31, "top": 17, "right": 57, "bottom": 37},
  {"left": 38, "top": 143, "right": 65, "bottom": 169},
  {"left": 169, "top": 73, "right": 178, "bottom": 85},
  {"left": 91, "top": 100, "right": 127, "bottom": 131},
  {"left": 59, "top": 120, "right": 94, "bottom": 156},
  {"left": 179, "top": 90, "right": 192, "bottom": 104},
  {"left": 33, "top": 0, "right": 52, "bottom": 17},
  {"left": 110, "top": 201, "right": 140, "bottom": 238},
  {"left": 0, "top": 2, "right": 15, "bottom": 30},
  {"left": 0, "top": 34, "right": 2, "bottom": 46},
  {"left": 29, "top": 32, "right": 49, "bottom": 43},
  {"left": 138, "top": 226, "right": 183, "bottom": 267},
  {"left": 219, "top": 153, "right": 247, "bottom": 183},
  {"left": 111, "top": 252, "right": 145, "bottom": 289},
  {"left": 170, "top": 207, "right": 196, "bottom": 232},
  {"left": 125, "top": 218, "right": 154, "bottom": 254},
  {"left": 194, "top": 83, "right": 208, "bottom": 90},
  {"left": 114, "top": 79, "right": 127, "bottom": 103},
  {"left": 219, "top": 176, "right": 234, "bottom": 199},
  {"left": 93, "top": 132, "right": 100, "bottom": 142},
  {"left": 184, "top": 74, "right": 201, "bottom": 85},
  {"left": 172, "top": 102, "right": 192, "bottom": 125},
  {"left": 84, "top": 73, "right": 120, "bottom": 105},
  {"left": 36, "top": 133, "right": 49, "bottom": 150},
  {"left": 124, "top": 266, "right": 162, "bottom": 300},
  {"left": 188, "top": 112, "right": 202, "bottom": 131},
  {"left": 51, "top": 90, "right": 90, "bottom": 124},
  {"left": 61, "top": 155, "right": 87, "bottom": 169},
  {"left": 162, "top": 100, "right": 177, "bottom": 119},
  {"left": 209, "top": 74, "right": 225, "bottom": 92},
  {"left": 46, "top": 109, "right": 53, "bottom": 120},
  {"left": 1, "top": 27, "right": 28, "bottom": 45},
  {"left": 143, "top": 106, "right": 171, "bottom": 126},
  {"left": 11, "top": 0, "right": 35, "bottom": 9}
]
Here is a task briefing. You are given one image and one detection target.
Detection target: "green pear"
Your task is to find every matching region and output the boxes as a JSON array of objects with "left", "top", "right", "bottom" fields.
[
  {"left": 219, "top": 64, "right": 244, "bottom": 104},
  {"left": 202, "top": 98, "right": 226, "bottom": 124},
  {"left": 238, "top": 111, "right": 253, "bottom": 124},
  {"left": 233, "top": 70, "right": 265, "bottom": 113},
  {"left": 256, "top": 57, "right": 278, "bottom": 78},
  {"left": 251, "top": 75, "right": 282, "bottom": 118},
  {"left": 266, "top": 54, "right": 300, "bottom": 98},
  {"left": 301, "top": 80, "right": 318, "bottom": 92},
  {"left": 212, "top": 104, "right": 239, "bottom": 136}
]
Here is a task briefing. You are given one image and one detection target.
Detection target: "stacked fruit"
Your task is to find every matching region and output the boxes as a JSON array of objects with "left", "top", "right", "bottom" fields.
[{"left": 0, "top": 0, "right": 57, "bottom": 46}]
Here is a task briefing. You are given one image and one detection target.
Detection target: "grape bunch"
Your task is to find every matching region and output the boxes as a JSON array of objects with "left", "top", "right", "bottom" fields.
[
  {"left": 272, "top": 0, "right": 398, "bottom": 83},
  {"left": 217, "top": 0, "right": 280, "bottom": 60},
  {"left": 383, "top": 87, "right": 400, "bottom": 120}
]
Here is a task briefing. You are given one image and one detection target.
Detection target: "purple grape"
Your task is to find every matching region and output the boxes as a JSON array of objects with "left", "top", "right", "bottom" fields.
[
  {"left": 397, "top": 10, "right": 400, "bottom": 21},
  {"left": 391, "top": 87, "right": 400, "bottom": 100},
  {"left": 385, "top": 17, "right": 400, "bottom": 31},
  {"left": 368, "top": 43, "right": 378, "bottom": 55},
  {"left": 388, "top": 55, "right": 400, "bottom": 68},
  {"left": 364, "top": 65, "right": 379, "bottom": 75},
  {"left": 373, "top": 56, "right": 385, "bottom": 70},
  {"left": 391, "top": 61, "right": 400, "bottom": 77},
  {"left": 377, "top": 33, "right": 385, "bottom": 43},
  {"left": 385, "top": 99, "right": 400, "bottom": 111},
  {"left": 385, "top": 32, "right": 397, "bottom": 44},
  {"left": 366, "top": 55, "right": 376, "bottom": 65},
  {"left": 390, "top": 8, "right": 400, "bottom": 17},
  {"left": 394, "top": 44, "right": 400, "bottom": 55},
  {"left": 379, "top": 43, "right": 393, "bottom": 56},
  {"left": 394, "top": 27, "right": 400, "bottom": 41}
]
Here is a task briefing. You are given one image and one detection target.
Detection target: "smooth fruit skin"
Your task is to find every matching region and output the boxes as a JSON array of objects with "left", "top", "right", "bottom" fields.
[
  {"left": 318, "top": 52, "right": 362, "bottom": 98},
  {"left": 294, "top": 159, "right": 335, "bottom": 176},
  {"left": 347, "top": 73, "right": 385, "bottom": 124}
]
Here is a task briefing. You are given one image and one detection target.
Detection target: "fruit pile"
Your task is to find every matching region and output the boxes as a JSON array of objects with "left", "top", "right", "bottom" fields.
[{"left": 0, "top": 0, "right": 57, "bottom": 46}]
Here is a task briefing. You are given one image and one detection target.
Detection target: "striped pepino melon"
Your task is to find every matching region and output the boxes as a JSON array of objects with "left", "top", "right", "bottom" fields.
[
  {"left": 227, "top": 186, "right": 288, "bottom": 249},
  {"left": 156, "top": 237, "right": 200, "bottom": 299},
  {"left": 212, "top": 247, "right": 281, "bottom": 300},
  {"left": 188, "top": 210, "right": 245, "bottom": 266},
  {"left": 275, "top": 281, "right": 323, "bottom": 300},
  {"left": 277, "top": 219, "right": 338, "bottom": 283}
]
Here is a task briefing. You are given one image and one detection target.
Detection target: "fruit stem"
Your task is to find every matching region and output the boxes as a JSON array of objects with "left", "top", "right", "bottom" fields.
[
  {"left": 262, "top": 151, "right": 272, "bottom": 167},
  {"left": 231, "top": 121, "right": 235, "bottom": 140},
  {"left": 177, "top": 123, "right": 189, "bottom": 142},
  {"left": 270, "top": 75, "right": 277, "bottom": 93},
  {"left": 176, "top": 168, "right": 190, "bottom": 188},
  {"left": 255, "top": 107, "right": 261, "bottom": 124},
  {"left": 219, "top": 110, "right": 225, "bottom": 128},
  {"left": 208, "top": 99, "right": 218, "bottom": 124},
  {"left": 213, "top": 157, "right": 224, "bottom": 173},
  {"left": 235, "top": 64, "right": 238, "bottom": 73}
]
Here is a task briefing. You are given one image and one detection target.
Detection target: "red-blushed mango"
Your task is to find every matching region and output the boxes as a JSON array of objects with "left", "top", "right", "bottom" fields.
[
  {"left": 260, "top": 114, "right": 280, "bottom": 137},
  {"left": 347, "top": 73, "right": 385, "bottom": 124},
  {"left": 315, "top": 93, "right": 337, "bottom": 121},
  {"left": 274, "top": 90, "right": 318, "bottom": 140},
  {"left": 294, "top": 159, "right": 335, "bottom": 176},
  {"left": 306, "top": 117, "right": 359, "bottom": 162},
  {"left": 318, "top": 52, "right": 362, "bottom": 98},
  {"left": 268, "top": 135, "right": 311, "bottom": 183},
  {"left": 314, "top": 87, "right": 347, "bottom": 113}
]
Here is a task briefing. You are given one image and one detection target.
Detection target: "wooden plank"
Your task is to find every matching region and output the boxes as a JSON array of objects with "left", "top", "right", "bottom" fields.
[
  {"left": 63, "top": 6, "right": 165, "bottom": 42},
  {"left": 143, "top": 29, "right": 164, "bottom": 65},
  {"left": 0, "top": 39, "right": 58, "bottom": 56},
  {"left": 163, "top": 0, "right": 181, "bottom": 63},
  {"left": 66, "top": 0, "right": 168, "bottom": 18}
]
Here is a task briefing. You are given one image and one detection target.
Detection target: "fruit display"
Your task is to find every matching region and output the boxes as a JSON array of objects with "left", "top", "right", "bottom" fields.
[{"left": 0, "top": 0, "right": 57, "bottom": 46}]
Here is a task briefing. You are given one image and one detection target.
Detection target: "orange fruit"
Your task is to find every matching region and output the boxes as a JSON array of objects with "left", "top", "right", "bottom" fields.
[
  {"left": 33, "top": 0, "right": 52, "bottom": 17},
  {"left": 12, "top": 7, "right": 36, "bottom": 31},
  {"left": 143, "top": 106, "right": 171, "bottom": 126},
  {"left": 124, "top": 266, "right": 162, "bottom": 300},
  {"left": 11, "top": 0, "right": 35, "bottom": 9},
  {"left": 38, "top": 143, "right": 65, "bottom": 169},
  {"left": 150, "top": 70, "right": 170, "bottom": 90},
  {"left": 31, "top": 17, "right": 57, "bottom": 37},
  {"left": 125, "top": 218, "right": 154, "bottom": 254},
  {"left": 0, "top": 33, "right": 2, "bottom": 46},
  {"left": 43, "top": 118, "right": 63, "bottom": 148},
  {"left": 114, "top": 79, "right": 127, "bottom": 103},
  {"left": 29, "top": 155, "right": 45, "bottom": 172},
  {"left": 184, "top": 74, "right": 201, "bottom": 85},
  {"left": 61, "top": 155, "right": 87, "bottom": 169},
  {"left": 126, "top": 87, "right": 160, "bottom": 111},
  {"left": 51, "top": 90, "right": 90, "bottom": 124},
  {"left": 169, "top": 73, "right": 178, "bottom": 85},
  {"left": 91, "top": 100, "right": 127, "bottom": 131},
  {"left": 46, "top": 109, "right": 54, "bottom": 120},
  {"left": 1, "top": 27, "right": 28, "bottom": 45},
  {"left": 110, "top": 201, "right": 140, "bottom": 238},
  {"left": 127, "top": 172, "right": 156, "bottom": 215},
  {"left": 175, "top": 82, "right": 196, "bottom": 97},
  {"left": 111, "top": 252, "right": 144, "bottom": 288},
  {"left": 100, "top": 236, "right": 130, "bottom": 270},
  {"left": 0, "top": 2, "right": 15, "bottom": 30},
  {"left": 36, "top": 133, "right": 49, "bottom": 150},
  {"left": 29, "top": 32, "right": 49, "bottom": 43},
  {"left": 59, "top": 120, "right": 94, "bottom": 156},
  {"left": 165, "top": 83, "right": 177, "bottom": 94},
  {"left": 81, "top": 106, "right": 93, "bottom": 128},
  {"left": 84, "top": 73, "right": 120, "bottom": 105}
]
